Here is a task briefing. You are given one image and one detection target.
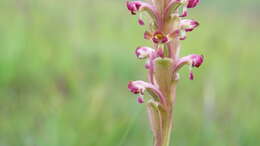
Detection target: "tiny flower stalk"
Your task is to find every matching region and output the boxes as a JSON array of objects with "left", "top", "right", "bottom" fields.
[{"left": 126, "top": 0, "right": 204, "bottom": 146}]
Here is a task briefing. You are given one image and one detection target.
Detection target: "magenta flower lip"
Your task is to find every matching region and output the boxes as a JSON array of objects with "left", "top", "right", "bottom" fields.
[{"left": 191, "top": 55, "right": 204, "bottom": 68}]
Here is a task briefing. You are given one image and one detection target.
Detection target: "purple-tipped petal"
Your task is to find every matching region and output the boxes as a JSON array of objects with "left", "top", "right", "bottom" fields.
[
  {"left": 180, "top": 6, "right": 188, "bottom": 17},
  {"left": 189, "top": 71, "right": 194, "bottom": 80},
  {"left": 127, "top": 80, "right": 167, "bottom": 105},
  {"left": 187, "top": 0, "right": 200, "bottom": 8},
  {"left": 128, "top": 81, "right": 147, "bottom": 94},
  {"left": 175, "top": 54, "right": 204, "bottom": 72},
  {"left": 137, "top": 96, "right": 144, "bottom": 104},
  {"left": 138, "top": 18, "right": 145, "bottom": 25}
]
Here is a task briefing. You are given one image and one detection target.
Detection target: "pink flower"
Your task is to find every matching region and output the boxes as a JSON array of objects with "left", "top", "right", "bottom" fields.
[
  {"left": 135, "top": 46, "right": 155, "bottom": 59},
  {"left": 128, "top": 81, "right": 166, "bottom": 105},
  {"left": 126, "top": 1, "right": 142, "bottom": 15},
  {"left": 191, "top": 54, "right": 204, "bottom": 68},
  {"left": 180, "top": 19, "right": 199, "bottom": 32},
  {"left": 128, "top": 80, "right": 147, "bottom": 94},
  {"left": 152, "top": 31, "right": 168, "bottom": 44},
  {"left": 175, "top": 54, "right": 204, "bottom": 71},
  {"left": 187, "top": 0, "right": 200, "bottom": 8}
]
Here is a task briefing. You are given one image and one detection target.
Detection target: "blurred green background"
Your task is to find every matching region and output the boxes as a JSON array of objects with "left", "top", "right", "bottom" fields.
[{"left": 0, "top": 0, "right": 260, "bottom": 146}]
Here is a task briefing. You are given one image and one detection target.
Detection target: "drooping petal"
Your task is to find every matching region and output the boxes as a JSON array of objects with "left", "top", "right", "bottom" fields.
[
  {"left": 175, "top": 54, "right": 204, "bottom": 71},
  {"left": 138, "top": 18, "right": 145, "bottom": 25},
  {"left": 127, "top": 80, "right": 166, "bottom": 105},
  {"left": 126, "top": 1, "right": 159, "bottom": 25},
  {"left": 128, "top": 80, "right": 147, "bottom": 94},
  {"left": 189, "top": 71, "right": 194, "bottom": 80},
  {"left": 137, "top": 96, "right": 145, "bottom": 104},
  {"left": 179, "top": 6, "right": 188, "bottom": 17}
]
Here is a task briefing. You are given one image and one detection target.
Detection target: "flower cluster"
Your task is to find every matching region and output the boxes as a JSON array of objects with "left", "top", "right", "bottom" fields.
[
  {"left": 126, "top": 0, "right": 203, "bottom": 105},
  {"left": 126, "top": 1, "right": 204, "bottom": 145}
]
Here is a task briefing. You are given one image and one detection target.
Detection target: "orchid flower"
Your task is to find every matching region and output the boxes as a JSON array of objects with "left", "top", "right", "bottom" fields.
[{"left": 125, "top": 0, "right": 204, "bottom": 146}]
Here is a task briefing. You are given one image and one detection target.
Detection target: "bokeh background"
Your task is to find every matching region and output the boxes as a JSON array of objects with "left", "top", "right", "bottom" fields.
[{"left": 0, "top": 0, "right": 260, "bottom": 146}]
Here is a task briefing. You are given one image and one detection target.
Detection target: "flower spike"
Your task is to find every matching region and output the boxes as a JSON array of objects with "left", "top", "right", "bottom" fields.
[{"left": 125, "top": 0, "right": 204, "bottom": 145}]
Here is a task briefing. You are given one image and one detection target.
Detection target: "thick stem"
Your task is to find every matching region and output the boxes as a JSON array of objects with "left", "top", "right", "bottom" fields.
[
  {"left": 152, "top": 96, "right": 175, "bottom": 146},
  {"left": 149, "top": 58, "right": 177, "bottom": 146},
  {"left": 161, "top": 110, "right": 173, "bottom": 146}
]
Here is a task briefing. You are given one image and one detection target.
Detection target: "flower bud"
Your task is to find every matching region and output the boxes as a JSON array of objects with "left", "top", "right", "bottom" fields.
[
  {"left": 189, "top": 71, "right": 194, "bottom": 80},
  {"left": 135, "top": 47, "right": 155, "bottom": 59}
]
